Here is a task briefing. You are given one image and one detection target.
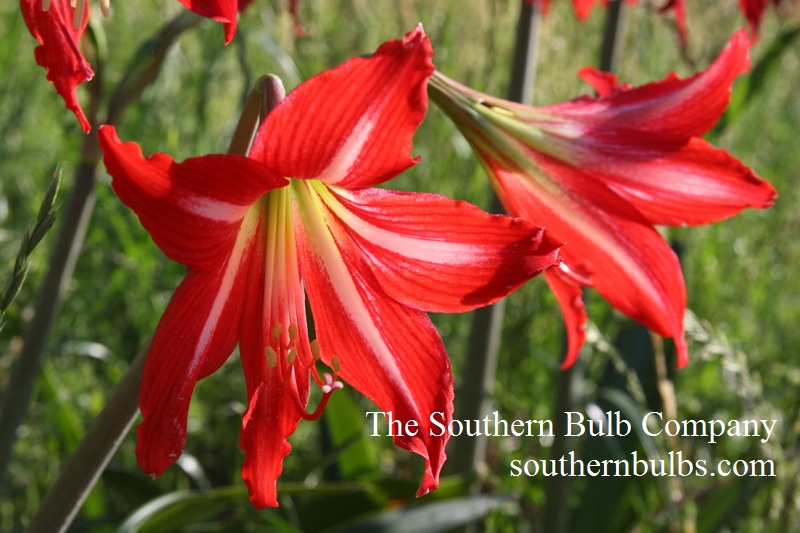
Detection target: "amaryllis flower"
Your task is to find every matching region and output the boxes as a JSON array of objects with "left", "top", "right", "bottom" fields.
[
  {"left": 21, "top": 0, "right": 94, "bottom": 133},
  {"left": 739, "top": 0, "right": 780, "bottom": 40},
  {"left": 22, "top": 0, "right": 255, "bottom": 133},
  {"left": 528, "top": 0, "right": 687, "bottom": 47},
  {"left": 429, "top": 30, "right": 777, "bottom": 369},
  {"left": 99, "top": 27, "right": 561, "bottom": 507},
  {"left": 530, "top": 0, "right": 635, "bottom": 20}
]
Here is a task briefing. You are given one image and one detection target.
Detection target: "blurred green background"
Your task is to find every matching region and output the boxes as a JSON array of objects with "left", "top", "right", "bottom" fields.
[{"left": 0, "top": 0, "right": 798, "bottom": 531}]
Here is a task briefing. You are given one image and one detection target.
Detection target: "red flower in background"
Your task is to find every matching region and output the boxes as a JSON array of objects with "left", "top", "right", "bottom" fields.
[
  {"left": 430, "top": 30, "right": 776, "bottom": 369},
  {"left": 528, "top": 0, "right": 687, "bottom": 47},
  {"left": 739, "top": 0, "right": 781, "bottom": 40},
  {"left": 21, "top": 0, "right": 94, "bottom": 133},
  {"left": 21, "top": 0, "right": 258, "bottom": 132},
  {"left": 99, "top": 27, "right": 561, "bottom": 507}
]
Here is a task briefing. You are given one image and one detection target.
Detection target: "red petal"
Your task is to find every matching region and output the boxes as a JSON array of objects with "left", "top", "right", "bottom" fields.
[
  {"left": 21, "top": 0, "right": 93, "bottom": 132},
  {"left": 580, "top": 136, "right": 777, "bottom": 226},
  {"left": 739, "top": 0, "right": 771, "bottom": 40},
  {"left": 99, "top": 126, "right": 286, "bottom": 270},
  {"left": 136, "top": 264, "right": 250, "bottom": 476},
  {"left": 487, "top": 150, "right": 689, "bottom": 367},
  {"left": 545, "top": 30, "right": 751, "bottom": 139},
  {"left": 544, "top": 267, "right": 588, "bottom": 369},
  {"left": 294, "top": 182, "right": 453, "bottom": 496},
  {"left": 249, "top": 26, "right": 434, "bottom": 188},
  {"left": 573, "top": 0, "right": 596, "bottom": 19},
  {"left": 659, "top": 0, "right": 689, "bottom": 48},
  {"left": 238, "top": 376, "right": 304, "bottom": 508},
  {"left": 177, "top": 0, "right": 239, "bottom": 43},
  {"left": 577, "top": 68, "right": 629, "bottom": 97},
  {"left": 234, "top": 193, "right": 311, "bottom": 508},
  {"left": 314, "top": 186, "right": 561, "bottom": 313}
]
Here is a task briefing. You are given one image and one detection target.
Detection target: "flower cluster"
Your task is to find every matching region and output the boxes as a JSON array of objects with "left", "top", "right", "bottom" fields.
[{"left": 18, "top": 0, "right": 781, "bottom": 512}]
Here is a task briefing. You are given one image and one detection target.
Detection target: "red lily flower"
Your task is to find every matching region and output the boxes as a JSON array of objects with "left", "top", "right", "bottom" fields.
[
  {"left": 429, "top": 30, "right": 777, "bottom": 369},
  {"left": 528, "top": 0, "right": 687, "bottom": 47},
  {"left": 529, "top": 0, "right": 635, "bottom": 20},
  {"left": 22, "top": 0, "right": 254, "bottom": 133},
  {"left": 739, "top": 0, "right": 780, "bottom": 40},
  {"left": 21, "top": 0, "right": 94, "bottom": 133},
  {"left": 98, "top": 27, "right": 561, "bottom": 507},
  {"left": 177, "top": 0, "right": 238, "bottom": 43}
]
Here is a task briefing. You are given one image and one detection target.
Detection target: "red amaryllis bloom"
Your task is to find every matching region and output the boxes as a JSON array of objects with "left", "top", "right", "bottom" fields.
[
  {"left": 529, "top": 0, "right": 687, "bottom": 46},
  {"left": 22, "top": 0, "right": 254, "bottom": 133},
  {"left": 99, "top": 27, "right": 561, "bottom": 507},
  {"left": 21, "top": 0, "right": 94, "bottom": 133},
  {"left": 529, "top": 0, "right": 635, "bottom": 20},
  {"left": 429, "top": 30, "right": 777, "bottom": 369},
  {"left": 739, "top": 0, "right": 780, "bottom": 40},
  {"left": 178, "top": 0, "right": 240, "bottom": 43}
]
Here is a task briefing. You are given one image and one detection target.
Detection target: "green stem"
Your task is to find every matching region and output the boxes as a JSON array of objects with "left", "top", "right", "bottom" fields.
[
  {"left": 543, "top": 3, "right": 627, "bottom": 531},
  {"left": 598, "top": 0, "right": 628, "bottom": 73},
  {"left": 25, "top": 340, "right": 150, "bottom": 533},
  {"left": 444, "top": 0, "right": 542, "bottom": 479},
  {"left": 0, "top": 10, "right": 202, "bottom": 494}
]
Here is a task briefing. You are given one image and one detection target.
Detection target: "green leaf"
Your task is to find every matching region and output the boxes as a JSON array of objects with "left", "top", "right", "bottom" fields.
[
  {"left": 323, "top": 389, "right": 379, "bottom": 481},
  {"left": 328, "top": 495, "right": 512, "bottom": 533}
]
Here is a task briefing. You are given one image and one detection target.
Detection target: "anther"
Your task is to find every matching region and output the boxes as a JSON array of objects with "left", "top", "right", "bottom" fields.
[
  {"left": 271, "top": 323, "right": 283, "bottom": 340},
  {"left": 100, "top": 0, "right": 109, "bottom": 17},
  {"left": 42, "top": 0, "right": 51, "bottom": 11},
  {"left": 287, "top": 347, "right": 298, "bottom": 365},
  {"left": 331, "top": 356, "right": 341, "bottom": 373},
  {"left": 288, "top": 323, "right": 298, "bottom": 341},
  {"left": 311, "top": 339, "right": 321, "bottom": 361},
  {"left": 265, "top": 346, "right": 278, "bottom": 368},
  {"left": 73, "top": 0, "right": 86, "bottom": 30}
]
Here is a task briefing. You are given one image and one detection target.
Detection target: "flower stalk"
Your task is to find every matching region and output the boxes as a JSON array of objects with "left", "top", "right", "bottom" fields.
[{"left": 442, "top": 0, "right": 543, "bottom": 481}]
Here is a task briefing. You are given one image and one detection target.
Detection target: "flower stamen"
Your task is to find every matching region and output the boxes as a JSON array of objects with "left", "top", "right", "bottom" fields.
[
  {"left": 265, "top": 346, "right": 278, "bottom": 369},
  {"left": 73, "top": 0, "right": 86, "bottom": 29},
  {"left": 288, "top": 365, "right": 343, "bottom": 422}
]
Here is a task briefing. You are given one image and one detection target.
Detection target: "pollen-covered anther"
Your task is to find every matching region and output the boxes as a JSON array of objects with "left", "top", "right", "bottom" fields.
[
  {"left": 73, "top": 0, "right": 86, "bottom": 29},
  {"left": 288, "top": 323, "right": 298, "bottom": 341},
  {"left": 287, "top": 347, "right": 298, "bottom": 365},
  {"left": 310, "top": 339, "right": 322, "bottom": 361},
  {"left": 271, "top": 322, "right": 283, "bottom": 340},
  {"left": 100, "top": 0, "right": 109, "bottom": 17},
  {"left": 265, "top": 346, "right": 278, "bottom": 368},
  {"left": 42, "top": 0, "right": 52, "bottom": 11}
]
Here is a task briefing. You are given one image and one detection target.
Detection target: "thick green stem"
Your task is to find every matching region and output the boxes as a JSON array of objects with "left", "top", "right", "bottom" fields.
[
  {"left": 25, "top": 340, "right": 149, "bottom": 533},
  {"left": 598, "top": 0, "right": 628, "bottom": 73},
  {"left": 444, "top": 0, "right": 541, "bottom": 478},
  {"left": 543, "top": 3, "right": 627, "bottom": 531}
]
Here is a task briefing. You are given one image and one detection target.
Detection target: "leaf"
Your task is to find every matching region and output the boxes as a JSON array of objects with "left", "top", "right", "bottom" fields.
[
  {"left": 328, "top": 495, "right": 511, "bottom": 533},
  {"left": 323, "top": 388, "right": 379, "bottom": 481}
]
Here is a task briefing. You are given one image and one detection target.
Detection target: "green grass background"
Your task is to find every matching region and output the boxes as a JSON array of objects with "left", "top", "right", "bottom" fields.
[{"left": 0, "top": 0, "right": 798, "bottom": 531}]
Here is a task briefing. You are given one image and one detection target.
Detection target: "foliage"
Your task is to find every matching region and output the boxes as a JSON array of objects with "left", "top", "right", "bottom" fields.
[{"left": 0, "top": 0, "right": 798, "bottom": 531}]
